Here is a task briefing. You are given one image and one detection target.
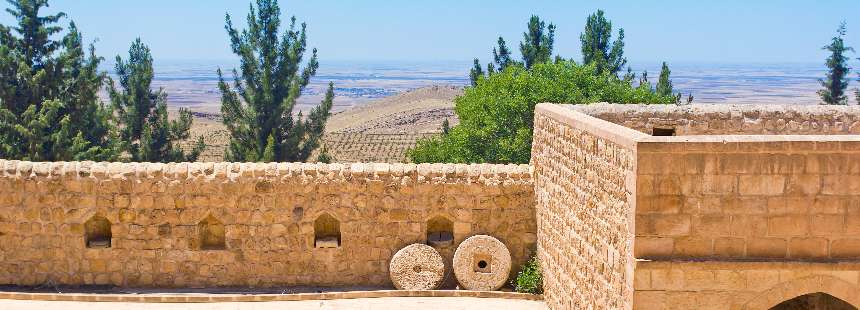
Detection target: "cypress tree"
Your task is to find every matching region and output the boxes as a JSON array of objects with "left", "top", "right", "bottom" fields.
[
  {"left": 493, "top": 37, "right": 516, "bottom": 70},
  {"left": 109, "top": 38, "right": 204, "bottom": 163},
  {"left": 469, "top": 16, "right": 554, "bottom": 83},
  {"left": 0, "top": 0, "right": 117, "bottom": 161},
  {"left": 580, "top": 10, "right": 626, "bottom": 76},
  {"left": 819, "top": 22, "right": 853, "bottom": 105},
  {"left": 656, "top": 62, "right": 674, "bottom": 97},
  {"left": 469, "top": 58, "right": 484, "bottom": 86},
  {"left": 520, "top": 15, "right": 555, "bottom": 69},
  {"left": 218, "top": 0, "right": 334, "bottom": 162}
]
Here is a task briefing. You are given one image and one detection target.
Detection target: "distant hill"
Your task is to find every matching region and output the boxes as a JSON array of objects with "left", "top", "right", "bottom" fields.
[
  {"left": 184, "top": 85, "right": 463, "bottom": 163},
  {"left": 326, "top": 85, "right": 463, "bottom": 134}
]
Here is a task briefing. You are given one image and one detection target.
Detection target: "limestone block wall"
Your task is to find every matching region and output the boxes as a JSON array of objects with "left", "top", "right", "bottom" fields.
[
  {"left": 534, "top": 103, "right": 860, "bottom": 310},
  {"left": 635, "top": 138, "right": 860, "bottom": 261},
  {"left": 574, "top": 103, "right": 860, "bottom": 135},
  {"left": 0, "top": 160, "right": 535, "bottom": 288},
  {"left": 634, "top": 261, "right": 860, "bottom": 310},
  {"left": 532, "top": 104, "right": 640, "bottom": 310}
]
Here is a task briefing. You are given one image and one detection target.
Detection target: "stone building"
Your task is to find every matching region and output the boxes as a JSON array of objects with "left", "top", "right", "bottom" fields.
[
  {"left": 2, "top": 103, "right": 860, "bottom": 309},
  {"left": 533, "top": 103, "right": 860, "bottom": 309}
]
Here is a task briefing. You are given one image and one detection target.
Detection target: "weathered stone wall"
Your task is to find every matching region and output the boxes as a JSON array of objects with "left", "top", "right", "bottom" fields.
[
  {"left": 574, "top": 103, "right": 860, "bottom": 135},
  {"left": 635, "top": 138, "right": 860, "bottom": 261},
  {"left": 0, "top": 160, "right": 535, "bottom": 288},
  {"left": 532, "top": 104, "right": 641, "bottom": 310},
  {"left": 536, "top": 103, "right": 860, "bottom": 310},
  {"left": 634, "top": 261, "right": 860, "bottom": 310}
]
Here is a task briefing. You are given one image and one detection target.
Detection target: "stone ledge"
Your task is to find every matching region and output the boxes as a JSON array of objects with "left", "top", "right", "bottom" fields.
[
  {"left": 0, "top": 160, "right": 532, "bottom": 184},
  {"left": 0, "top": 290, "right": 543, "bottom": 303},
  {"left": 570, "top": 102, "right": 860, "bottom": 116}
]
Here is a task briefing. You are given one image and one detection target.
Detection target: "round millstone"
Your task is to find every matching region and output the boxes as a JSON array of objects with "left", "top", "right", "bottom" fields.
[
  {"left": 452, "top": 235, "right": 511, "bottom": 291},
  {"left": 389, "top": 243, "right": 446, "bottom": 290}
]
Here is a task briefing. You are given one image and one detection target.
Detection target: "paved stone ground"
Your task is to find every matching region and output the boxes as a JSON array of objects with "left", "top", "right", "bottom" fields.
[{"left": 0, "top": 297, "right": 547, "bottom": 310}]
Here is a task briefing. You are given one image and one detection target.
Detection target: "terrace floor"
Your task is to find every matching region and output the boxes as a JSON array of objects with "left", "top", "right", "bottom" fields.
[{"left": 0, "top": 297, "right": 547, "bottom": 310}]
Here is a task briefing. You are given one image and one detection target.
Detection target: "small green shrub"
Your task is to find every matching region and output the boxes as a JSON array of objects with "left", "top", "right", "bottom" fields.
[{"left": 514, "top": 255, "right": 543, "bottom": 294}]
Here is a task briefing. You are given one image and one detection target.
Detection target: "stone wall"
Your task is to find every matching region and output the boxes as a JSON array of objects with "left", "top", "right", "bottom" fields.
[
  {"left": 634, "top": 261, "right": 860, "bottom": 309},
  {"left": 0, "top": 161, "right": 535, "bottom": 288},
  {"left": 535, "top": 103, "right": 860, "bottom": 310},
  {"left": 532, "top": 104, "right": 640, "bottom": 310},
  {"left": 635, "top": 138, "right": 860, "bottom": 261},
  {"left": 574, "top": 103, "right": 860, "bottom": 135}
]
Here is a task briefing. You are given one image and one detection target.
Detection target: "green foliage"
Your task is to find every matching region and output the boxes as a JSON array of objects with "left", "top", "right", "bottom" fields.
[
  {"left": 316, "top": 145, "right": 333, "bottom": 163},
  {"left": 469, "top": 58, "right": 484, "bottom": 87},
  {"left": 0, "top": 0, "right": 117, "bottom": 161},
  {"left": 409, "top": 61, "right": 676, "bottom": 164},
  {"left": 513, "top": 255, "right": 543, "bottom": 294},
  {"left": 819, "top": 22, "right": 853, "bottom": 105},
  {"left": 218, "top": 0, "right": 334, "bottom": 162},
  {"left": 493, "top": 37, "right": 517, "bottom": 70},
  {"left": 581, "top": 10, "right": 626, "bottom": 76},
  {"left": 441, "top": 118, "right": 450, "bottom": 135},
  {"left": 656, "top": 62, "right": 673, "bottom": 97},
  {"left": 520, "top": 16, "right": 556, "bottom": 69},
  {"left": 857, "top": 58, "right": 860, "bottom": 104},
  {"left": 109, "top": 39, "right": 203, "bottom": 163},
  {"left": 470, "top": 16, "right": 555, "bottom": 86}
]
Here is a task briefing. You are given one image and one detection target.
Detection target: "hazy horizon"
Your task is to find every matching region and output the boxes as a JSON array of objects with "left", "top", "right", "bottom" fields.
[{"left": 2, "top": 1, "right": 860, "bottom": 64}]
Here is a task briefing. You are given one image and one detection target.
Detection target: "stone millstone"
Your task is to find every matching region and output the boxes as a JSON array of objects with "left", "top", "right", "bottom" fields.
[
  {"left": 389, "top": 243, "right": 445, "bottom": 290},
  {"left": 452, "top": 235, "right": 511, "bottom": 291}
]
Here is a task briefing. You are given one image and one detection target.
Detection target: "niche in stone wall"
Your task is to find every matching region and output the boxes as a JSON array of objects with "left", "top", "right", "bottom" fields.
[
  {"left": 652, "top": 127, "right": 677, "bottom": 136},
  {"left": 85, "top": 215, "right": 112, "bottom": 248},
  {"left": 314, "top": 213, "right": 341, "bottom": 249},
  {"left": 198, "top": 215, "right": 226, "bottom": 250},
  {"left": 426, "top": 216, "right": 454, "bottom": 247}
]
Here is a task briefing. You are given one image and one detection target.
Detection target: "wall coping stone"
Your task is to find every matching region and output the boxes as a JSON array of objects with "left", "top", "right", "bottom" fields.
[
  {"left": 0, "top": 160, "right": 532, "bottom": 184},
  {"left": 0, "top": 290, "right": 543, "bottom": 303}
]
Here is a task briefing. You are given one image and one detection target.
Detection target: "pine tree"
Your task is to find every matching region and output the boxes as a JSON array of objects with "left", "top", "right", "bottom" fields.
[
  {"left": 218, "top": 0, "right": 335, "bottom": 162},
  {"left": 656, "top": 62, "right": 674, "bottom": 97},
  {"left": 581, "top": 10, "right": 627, "bottom": 76},
  {"left": 819, "top": 22, "right": 853, "bottom": 105},
  {"left": 109, "top": 39, "right": 204, "bottom": 163},
  {"left": 520, "top": 15, "right": 555, "bottom": 69},
  {"left": 469, "top": 58, "right": 484, "bottom": 86},
  {"left": 469, "top": 16, "right": 554, "bottom": 83},
  {"left": 493, "top": 37, "right": 516, "bottom": 70},
  {"left": 0, "top": 0, "right": 117, "bottom": 161},
  {"left": 855, "top": 58, "right": 860, "bottom": 104}
]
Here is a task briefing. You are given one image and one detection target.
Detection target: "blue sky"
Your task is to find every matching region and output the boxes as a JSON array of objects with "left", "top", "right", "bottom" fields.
[{"left": 2, "top": 0, "right": 860, "bottom": 64}]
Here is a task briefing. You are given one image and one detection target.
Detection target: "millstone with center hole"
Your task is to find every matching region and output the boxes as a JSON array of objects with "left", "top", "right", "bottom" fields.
[
  {"left": 452, "top": 235, "right": 511, "bottom": 291},
  {"left": 389, "top": 243, "right": 445, "bottom": 290}
]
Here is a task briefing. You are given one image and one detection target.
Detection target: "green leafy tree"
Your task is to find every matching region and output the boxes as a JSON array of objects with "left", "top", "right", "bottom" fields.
[
  {"left": 409, "top": 61, "right": 677, "bottom": 164},
  {"left": 580, "top": 10, "right": 626, "bottom": 76},
  {"left": 109, "top": 38, "right": 204, "bottom": 163},
  {"left": 520, "top": 15, "right": 555, "bottom": 69},
  {"left": 218, "top": 0, "right": 334, "bottom": 162},
  {"left": 0, "top": 0, "right": 117, "bottom": 161},
  {"left": 819, "top": 22, "right": 853, "bottom": 105}
]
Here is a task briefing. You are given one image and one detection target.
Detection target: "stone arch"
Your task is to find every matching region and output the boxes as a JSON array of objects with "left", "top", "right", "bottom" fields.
[
  {"left": 314, "top": 213, "right": 340, "bottom": 248},
  {"left": 742, "top": 275, "right": 860, "bottom": 310},
  {"left": 770, "top": 293, "right": 856, "bottom": 310},
  {"left": 426, "top": 215, "right": 454, "bottom": 247},
  {"left": 197, "top": 214, "right": 226, "bottom": 250},
  {"left": 84, "top": 215, "right": 112, "bottom": 248}
]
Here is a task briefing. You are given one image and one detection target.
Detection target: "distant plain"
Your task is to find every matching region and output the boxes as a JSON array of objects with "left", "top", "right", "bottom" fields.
[{"left": 127, "top": 60, "right": 830, "bottom": 162}]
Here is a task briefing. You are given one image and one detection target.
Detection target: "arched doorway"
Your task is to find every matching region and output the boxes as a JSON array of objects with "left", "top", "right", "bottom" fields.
[{"left": 770, "top": 293, "right": 857, "bottom": 310}]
